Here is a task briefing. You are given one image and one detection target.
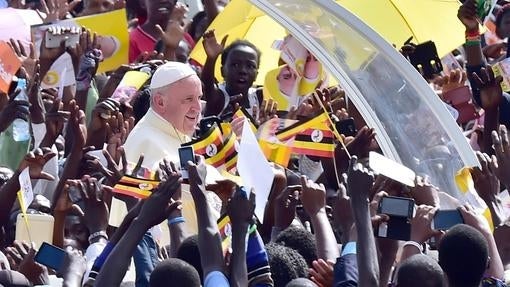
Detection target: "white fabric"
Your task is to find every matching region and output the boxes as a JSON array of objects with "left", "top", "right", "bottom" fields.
[
  {"left": 81, "top": 241, "right": 107, "bottom": 286},
  {"left": 150, "top": 62, "right": 196, "bottom": 89},
  {"left": 31, "top": 123, "right": 59, "bottom": 200}
]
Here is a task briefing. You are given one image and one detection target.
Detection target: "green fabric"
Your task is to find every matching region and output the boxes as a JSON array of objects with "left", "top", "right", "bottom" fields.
[{"left": 0, "top": 124, "right": 30, "bottom": 170}]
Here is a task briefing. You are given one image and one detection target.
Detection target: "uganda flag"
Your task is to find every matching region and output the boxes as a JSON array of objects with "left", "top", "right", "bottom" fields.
[
  {"left": 182, "top": 124, "right": 225, "bottom": 168},
  {"left": 259, "top": 139, "right": 293, "bottom": 167},
  {"left": 222, "top": 132, "right": 238, "bottom": 172},
  {"left": 113, "top": 175, "right": 160, "bottom": 199},
  {"left": 276, "top": 112, "right": 335, "bottom": 158}
]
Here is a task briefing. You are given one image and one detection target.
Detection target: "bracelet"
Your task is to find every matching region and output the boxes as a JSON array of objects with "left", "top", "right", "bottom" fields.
[
  {"left": 403, "top": 241, "right": 423, "bottom": 253},
  {"left": 465, "top": 40, "right": 481, "bottom": 47},
  {"left": 168, "top": 216, "right": 185, "bottom": 225},
  {"left": 465, "top": 29, "right": 480, "bottom": 38},
  {"left": 88, "top": 231, "right": 108, "bottom": 243}
]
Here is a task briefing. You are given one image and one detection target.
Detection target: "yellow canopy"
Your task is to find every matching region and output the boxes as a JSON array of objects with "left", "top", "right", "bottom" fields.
[{"left": 336, "top": 0, "right": 465, "bottom": 57}]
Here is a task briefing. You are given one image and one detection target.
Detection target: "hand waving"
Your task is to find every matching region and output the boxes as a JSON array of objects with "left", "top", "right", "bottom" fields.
[
  {"left": 203, "top": 30, "right": 227, "bottom": 59},
  {"left": 491, "top": 125, "right": 510, "bottom": 187}
]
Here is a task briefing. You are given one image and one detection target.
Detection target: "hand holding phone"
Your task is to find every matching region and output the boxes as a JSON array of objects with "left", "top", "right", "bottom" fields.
[
  {"left": 376, "top": 196, "right": 415, "bottom": 241},
  {"left": 432, "top": 209, "right": 464, "bottom": 231},
  {"left": 178, "top": 146, "right": 195, "bottom": 179},
  {"left": 34, "top": 242, "right": 65, "bottom": 271}
]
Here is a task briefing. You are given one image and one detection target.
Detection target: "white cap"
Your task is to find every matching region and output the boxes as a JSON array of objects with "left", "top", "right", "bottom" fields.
[{"left": 149, "top": 61, "right": 196, "bottom": 90}]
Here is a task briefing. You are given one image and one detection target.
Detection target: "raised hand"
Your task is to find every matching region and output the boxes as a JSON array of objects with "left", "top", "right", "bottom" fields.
[
  {"left": 57, "top": 247, "right": 87, "bottom": 286},
  {"left": 472, "top": 152, "right": 501, "bottom": 203},
  {"left": 76, "top": 176, "right": 110, "bottom": 235},
  {"left": 17, "top": 148, "right": 56, "bottom": 180},
  {"left": 457, "top": 0, "right": 479, "bottom": 32},
  {"left": 345, "top": 126, "right": 377, "bottom": 159},
  {"left": 39, "top": 28, "right": 67, "bottom": 72},
  {"left": 333, "top": 181, "right": 354, "bottom": 243},
  {"left": 459, "top": 204, "right": 492, "bottom": 235},
  {"left": 274, "top": 185, "right": 300, "bottom": 229},
  {"left": 0, "top": 89, "right": 29, "bottom": 133},
  {"left": 471, "top": 152, "right": 505, "bottom": 226},
  {"left": 203, "top": 30, "right": 228, "bottom": 59},
  {"left": 137, "top": 160, "right": 182, "bottom": 229},
  {"left": 42, "top": 98, "right": 69, "bottom": 146},
  {"left": 410, "top": 205, "right": 441, "bottom": 244},
  {"left": 491, "top": 125, "right": 510, "bottom": 187},
  {"left": 54, "top": 180, "right": 84, "bottom": 214},
  {"left": 472, "top": 66, "right": 503, "bottom": 111},
  {"left": 66, "top": 100, "right": 87, "bottom": 152},
  {"left": 188, "top": 156, "right": 208, "bottom": 201},
  {"left": 300, "top": 175, "right": 326, "bottom": 216},
  {"left": 227, "top": 187, "right": 256, "bottom": 227},
  {"left": 156, "top": 19, "right": 185, "bottom": 51},
  {"left": 253, "top": 99, "right": 277, "bottom": 126},
  {"left": 409, "top": 175, "right": 440, "bottom": 207},
  {"left": 8, "top": 39, "right": 37, "bottom": 80},
  {"left": 347, "top": 156, "right": 374, "bottom": 201},
  {"left": 434, "top": 68, "right": 468, "bottom": 95},
  {"left": 37, "top": 0, "right": 81, "bottom": 23}
]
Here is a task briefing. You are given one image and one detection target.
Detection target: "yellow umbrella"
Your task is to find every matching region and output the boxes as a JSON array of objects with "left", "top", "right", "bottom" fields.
[
  {"left": 336, "top": 0, "right": 465, "bottom": 57},
  {"left": 189, "top": 0, "right": 286, "bottom": 85}
]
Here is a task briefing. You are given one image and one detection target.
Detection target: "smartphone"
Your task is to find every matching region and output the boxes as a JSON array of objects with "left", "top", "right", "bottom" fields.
[
  {"left": 378, "top": 196, "right": 415, "bottom": 218},
  {"left": 34, "top": 242, "right": 65, "bottom": 271},
  {"left": 45, "top": 27, "right": 81, "bottom": 49},
  {"left": 432, "top": 209, "right": 464, "bottom": 231},
  {"left": 377, "top": 196, "right": 415, "bottom": 241},
  {"left": 335, "top": 117, "right": 357, "bottom": 137},
  {"left": 178, "top": 146, "right": 195, "bottom": 179},
  {"left": 15, "top": 213, "right": 54, "bottom": 249},
  {"left": 408, "top": 41, "right": 443, "bottom": 79}
]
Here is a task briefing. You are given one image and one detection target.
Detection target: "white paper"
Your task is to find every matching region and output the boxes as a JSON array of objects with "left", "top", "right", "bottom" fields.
[
  {"left": 237, "top": 119, "right": 275, "bottom": 220},
  {"left": 369, "top": 151, "right": 416, "bottom": 187},
  {"left": 18, "top": 167, "right": 33, "bottom": 212}
]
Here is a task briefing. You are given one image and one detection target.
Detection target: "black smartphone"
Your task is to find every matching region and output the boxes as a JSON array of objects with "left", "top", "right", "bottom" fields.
[
  {"left": 178, "top": 146, "right": 195, "bottom": 179},
  {"left": 34, "top": 242, "right": 66, "bottom": 271},
  {"left": 433, "top": 209, "right": 464, "bottom": 231},
  {"left": 335, "top": 117, "right": 357, "bottom": 137},
  {"left": 408, "top": 41, "right": 443, "bottom": 79},
  {"left": 376, "top": 196, "right": 415, "bottom": 241},
  {"left": 378, "top": 196, "right": 414, "bottom": 218}
]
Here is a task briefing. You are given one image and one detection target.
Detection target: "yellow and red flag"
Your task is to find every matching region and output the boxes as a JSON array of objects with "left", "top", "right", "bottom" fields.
[{"left": 276, "top": 112, "right": 335, "bottom": 158}]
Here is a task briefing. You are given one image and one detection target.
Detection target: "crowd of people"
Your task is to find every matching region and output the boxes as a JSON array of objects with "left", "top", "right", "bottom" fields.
[{"left": 0, "top": 0, "right": 510, "bottom": 286}]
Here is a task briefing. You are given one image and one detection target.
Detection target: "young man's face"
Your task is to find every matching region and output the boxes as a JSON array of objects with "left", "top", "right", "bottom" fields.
[{"left": 222, "top": 45, "right": 259, "bottom": 95}]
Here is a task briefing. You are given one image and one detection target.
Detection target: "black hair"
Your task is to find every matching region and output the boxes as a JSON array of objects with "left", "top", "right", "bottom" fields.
[
  {"left": 286, "top": 278, "right": 318, "bottom": 287},
  {"left": 438, "top": 224, "right": 489, "bottom": 287},
  {"left": 131, "top": 88, "right": 151, "bottom": 125},
  {"left": 396, "top": 254, "right": 445, "bottom": 287},
  {"left": 188, "top": 11, "right": 207, "bottom": 42},
  {"left": 275, "top": 226, "right": 318, "bottom": 267},
  {"left": 176, "top": 235, "right": 203, "bottom": 283},
  {"left": 149, "top": 258, "right": 201, "bottom": 287},
  {"left": 221, "top": 40, "right": 262, "bottom": 67},
  {"left": 496, "top": 5, "right": 510, "bottom": 38},
  {"left": 265, "top": 242, "right": 309, "bottom": 287}
]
